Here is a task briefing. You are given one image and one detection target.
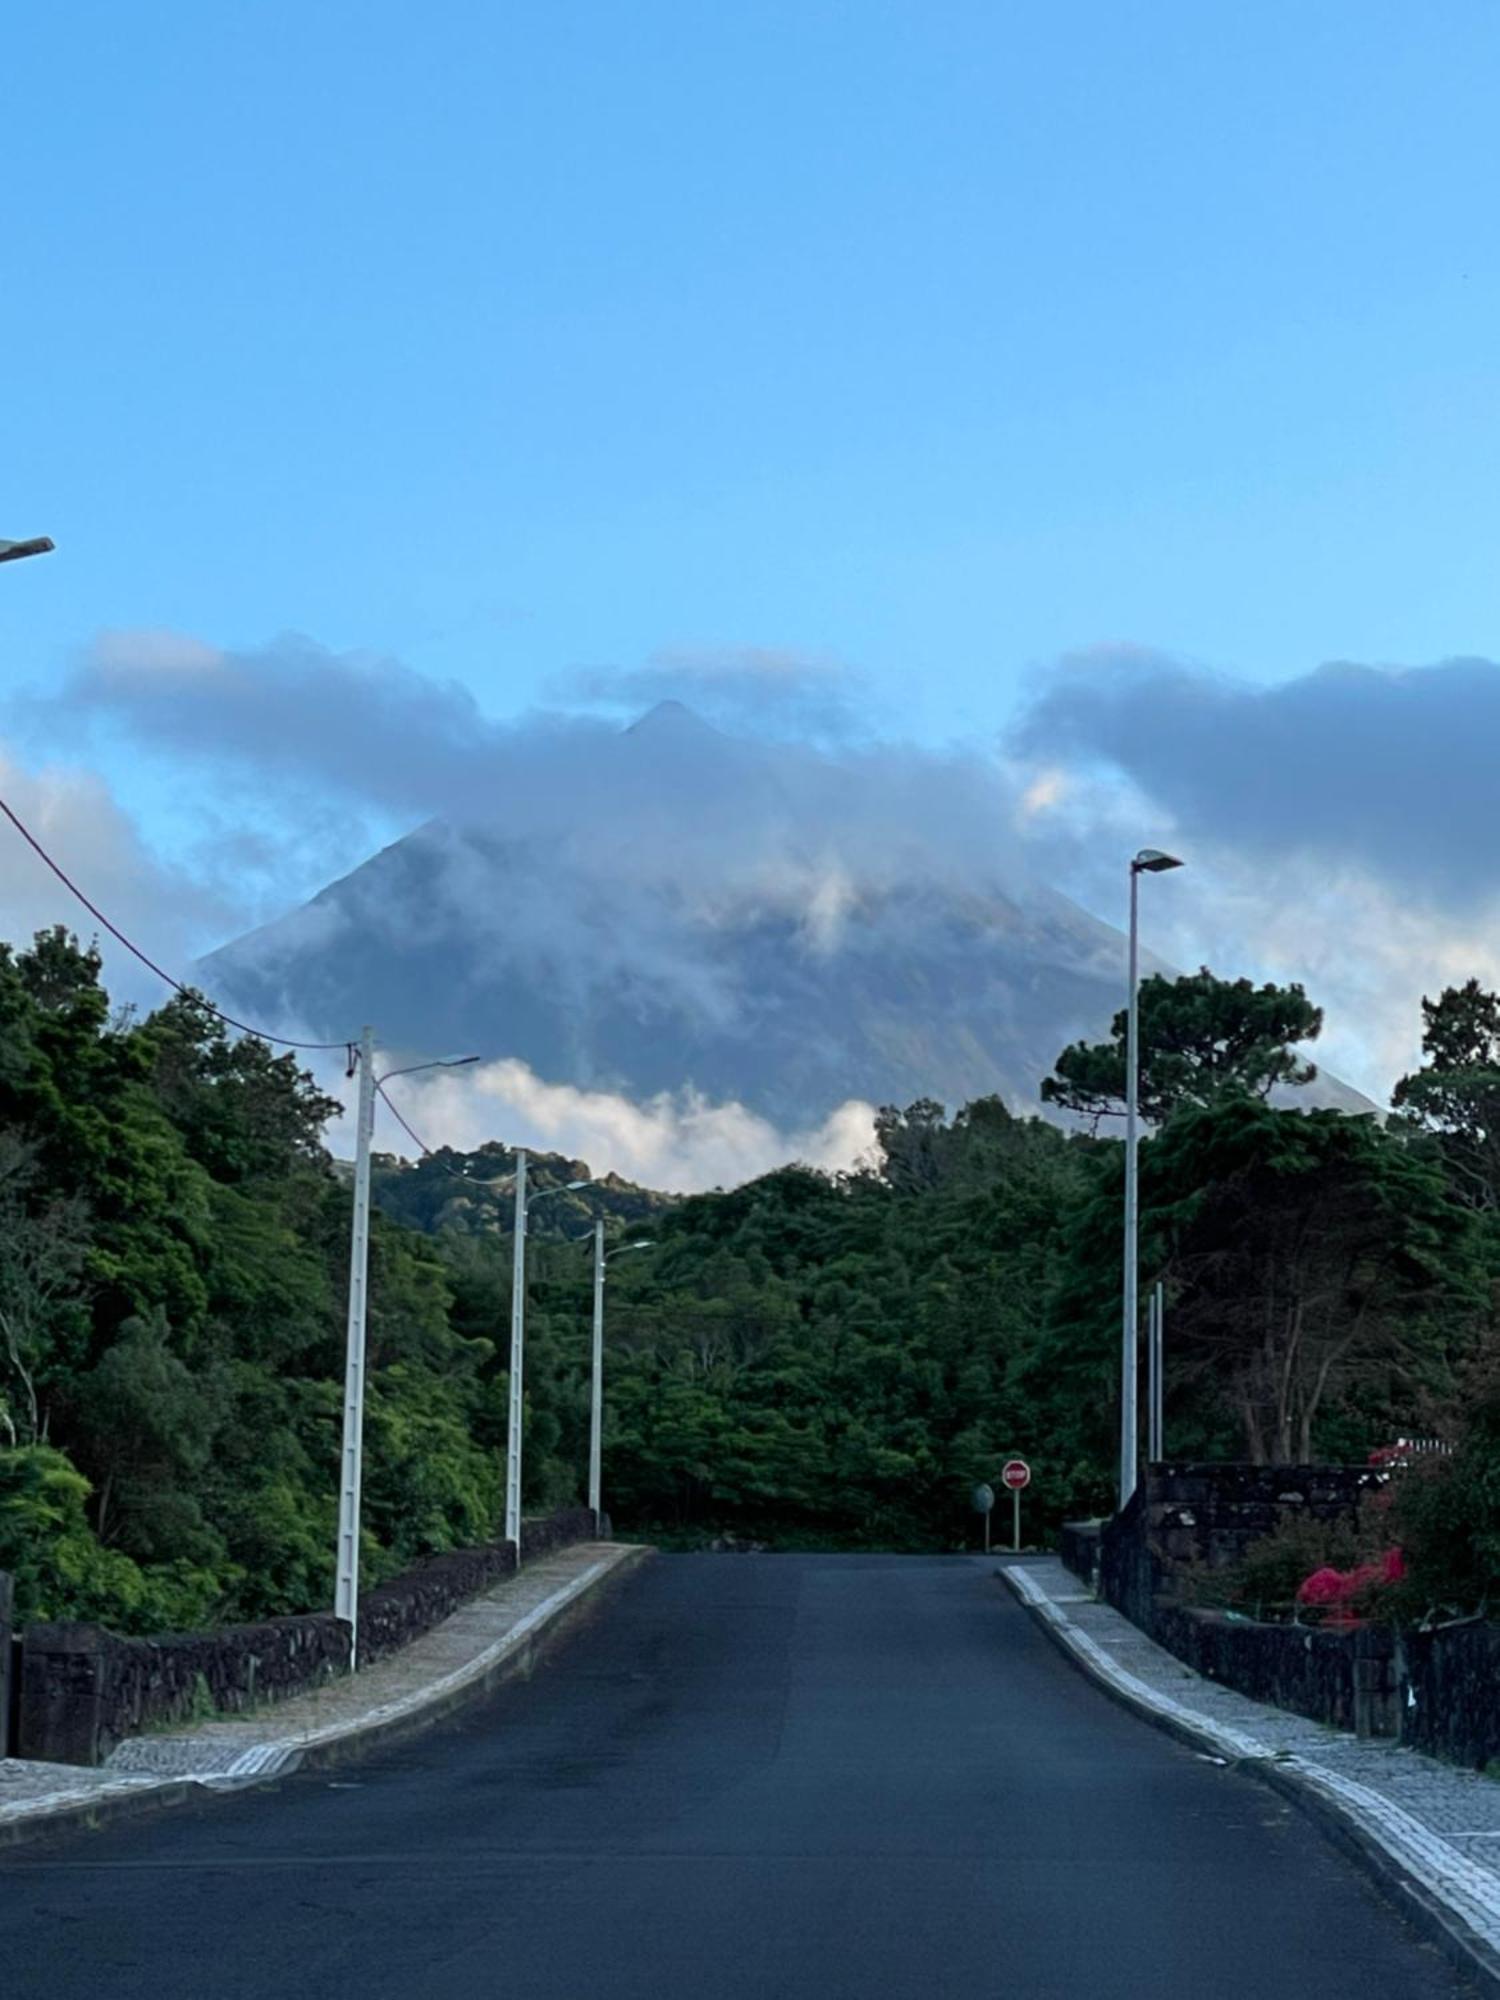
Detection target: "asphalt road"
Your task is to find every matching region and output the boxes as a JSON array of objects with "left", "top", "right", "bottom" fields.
[{"left": 1, "top": 1555, "right": 1476, "bottom": 1999}]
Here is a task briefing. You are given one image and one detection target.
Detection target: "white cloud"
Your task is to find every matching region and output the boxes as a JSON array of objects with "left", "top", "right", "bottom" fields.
[
  {"left": 0, "top": 742, "right": 233, "bottom": 1013},
  {"left": 363, "top": 1056, "right": 878, "bottom": 1193}
]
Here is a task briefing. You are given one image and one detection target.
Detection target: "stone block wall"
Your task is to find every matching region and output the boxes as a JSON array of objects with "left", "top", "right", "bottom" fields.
[
  {"left": 15, "top": 1506, "right": 605, "bottom": 1765},
  {"left": 0, "top": 1569, "right": 13, "bottom": 1757},
  {"left": 1399, "top": 1621, "right": 1500, "bottom": 1770},
  {"left": 1142, "top": 1462, "right": 1387, "bottom": 1572},
  {"left": 18, "top": 1613, "right": 351, "bottom": 1765},
  {"left": 1091, "top": 1464, "right": 1431, "bottom": 1750},
  {"left": 1058, "top": 1522, "right": 1102, "bottom": 1591},
  {"left": 1149, "top": 1601, "right": 1400, "bottom": 1738}
]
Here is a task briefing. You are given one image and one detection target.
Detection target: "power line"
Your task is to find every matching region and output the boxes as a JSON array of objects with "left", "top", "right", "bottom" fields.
[
  {"left": 374, "top": 1080, "right": 438, "bottom": 1157},
  {"left": 0, "top": 793, "right": 354, "bottom": 1054}
]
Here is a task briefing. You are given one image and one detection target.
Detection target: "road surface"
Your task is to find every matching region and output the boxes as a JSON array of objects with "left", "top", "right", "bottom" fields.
[{"left": 0, "top": 1556, "right": 1474, "bottom": 1998}]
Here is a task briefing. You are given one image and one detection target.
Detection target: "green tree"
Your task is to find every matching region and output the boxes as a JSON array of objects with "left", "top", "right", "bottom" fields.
[
  {"left": 1041, "top": 969, "right": 1322, "bottom": 1127},
  {"left": 1392, "top": 979, "right": 1500, "bottom": 1211}
]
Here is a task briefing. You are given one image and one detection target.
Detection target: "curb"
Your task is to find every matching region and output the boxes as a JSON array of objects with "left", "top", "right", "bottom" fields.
[
  {"left": 998, "top": 1562, "right": 1500, "bottom": 1994},
  {"left": 0, "top": 1543, "right": 652, "bottom": 1852}
]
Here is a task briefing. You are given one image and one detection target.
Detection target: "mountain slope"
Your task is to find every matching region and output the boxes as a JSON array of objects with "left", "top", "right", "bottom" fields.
[{"left": 196, "top": 706, "right": 1373, "bottom": 1126}]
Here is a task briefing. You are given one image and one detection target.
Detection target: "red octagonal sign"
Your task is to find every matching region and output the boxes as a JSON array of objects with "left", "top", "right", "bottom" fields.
[{"left": 1001, "top": 1458, "right": 1031, "bottom": 1491}]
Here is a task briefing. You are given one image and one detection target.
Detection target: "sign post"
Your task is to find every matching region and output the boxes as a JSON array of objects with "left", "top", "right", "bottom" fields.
[
  {"left": 971, "top": 1481, "right": 995, "bottom": 1554},
  {"left": 1001, "top": 1457, "right": 1031, "bottom": 1553}
]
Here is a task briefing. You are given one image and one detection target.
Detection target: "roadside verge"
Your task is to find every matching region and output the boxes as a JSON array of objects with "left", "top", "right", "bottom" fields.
[
  {"left": 0, "top": 1540, "right": 650, "bottom": 1849},
  {"left": 1001, "top": 1557, "right": 1500, "bottom": 1994}
]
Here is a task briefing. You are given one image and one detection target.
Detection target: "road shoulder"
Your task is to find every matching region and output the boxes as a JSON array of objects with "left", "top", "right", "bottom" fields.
[
  {"left": 1002, "top": 1556, "right": 1500, "bottom": 1993},
  {"left": 1, "top": 1540, "right": 650, "bottom": 1848}
]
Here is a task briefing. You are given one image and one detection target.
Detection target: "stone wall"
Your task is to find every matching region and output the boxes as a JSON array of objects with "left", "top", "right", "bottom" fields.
[
  {"left": 1150, "top": 1601, "right": 1400, "bottom": 1738},
  {"left": 18, "top": 1613, "right": 349, "bottom": 1766},
  {"left": 359, "top": 1508, "right": 601, "bottom": 1665},
  {"left": 0, "top": 1569, "right": 13, "bottom": 1757},
  {"left": 16, "top": 1507, "right": 604, "bottom": 1765},
  {"left": 1057, "top": 1522, "right": 1102, "bottom": 1591},
  {"left": 1399, "top": 1621, "right": 1500, "bottom": 1770},
  {"left": 1089, "top": 1465, "right": 1465, "bottom": 1754},
  {"left": 1140, "top": 1461, "right": 1387, "bottom": 1571}
]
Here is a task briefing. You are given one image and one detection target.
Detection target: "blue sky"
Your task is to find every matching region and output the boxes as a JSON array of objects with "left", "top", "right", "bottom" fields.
[
  {"left": 6, "top": 2, "right": 1499, "bottom": 747},
  {"left": 4, "top": 3, "right": 1500, "bottom": 1166}
]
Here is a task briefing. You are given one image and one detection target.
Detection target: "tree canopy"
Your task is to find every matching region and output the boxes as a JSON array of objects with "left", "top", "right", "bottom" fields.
[
  {"left": 1, "top": 936, "right": 1494, "bottom": 1630},
  {"left": 1041, "top": 969, "right": 1322, "bottom": 1127}
]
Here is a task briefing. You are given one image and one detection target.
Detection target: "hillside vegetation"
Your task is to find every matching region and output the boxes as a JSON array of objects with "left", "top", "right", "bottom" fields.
[{"left": 2, "top": 928, "right": 1498, "bottom": 1631}]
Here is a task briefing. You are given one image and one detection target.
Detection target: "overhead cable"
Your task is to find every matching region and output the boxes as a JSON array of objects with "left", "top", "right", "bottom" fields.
[{"left": 0, "top": 793, "right": 354, "bottom": 1053}]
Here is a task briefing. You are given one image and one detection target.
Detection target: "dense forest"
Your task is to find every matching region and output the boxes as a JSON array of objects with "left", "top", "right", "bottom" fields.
[{"left": 2, "top": 926, "right": 1499, "bottom": 1634}]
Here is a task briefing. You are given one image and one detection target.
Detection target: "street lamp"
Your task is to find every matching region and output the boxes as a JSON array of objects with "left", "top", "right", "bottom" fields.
[
  {"left": 505, "top": 1159, "right": 593, "bottom": 1563},
  {"left": 587, "top": 1226, "right": 653, "bottom": 1529},
  {"left": 336, "top": 1031, "right": 478, "bottom": 1665},
  {"left": 0, "top": 537, "right": 54, "bottom": 565},
  {"left": 1121, "top": 850, "right": 1182, "bottom": 1512}
]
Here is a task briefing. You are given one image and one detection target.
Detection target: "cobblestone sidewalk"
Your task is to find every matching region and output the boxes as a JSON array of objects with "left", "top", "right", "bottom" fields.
[
  {"left": 1004, "top": 1557, "right": 1500, "bottom": 1989},
  {"left": 1, "top": 1539, "right": 646, "bottom": 1842}
]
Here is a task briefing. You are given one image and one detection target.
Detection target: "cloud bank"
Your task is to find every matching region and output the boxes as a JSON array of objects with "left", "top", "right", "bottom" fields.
[
  {"left": 367, "top": 1057, "right": 878, "bottom": 1195},
  {"left": 12, "top": 623, "right": 1500, "bottom": 1161},
  {"left": 1010, "top": 648, "right": 1500, "bottom": 1099}
]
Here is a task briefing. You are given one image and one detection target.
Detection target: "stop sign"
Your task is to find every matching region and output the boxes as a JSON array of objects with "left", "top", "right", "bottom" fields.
[{"left": 1001, "top": 1458, "right": 1031, "bottom": 1491}]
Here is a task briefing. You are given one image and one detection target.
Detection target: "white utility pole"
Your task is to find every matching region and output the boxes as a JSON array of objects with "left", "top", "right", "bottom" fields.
[
  {"left": 590, "top": 1219, "right": 606, "bottom": 1526},
  {"left": 335, "top": 1026, "right": 376, "bottom": 1664},
  {"left": 586, "top": 1231, "right": 652, "bottom": 1531},
  {"left": 505, "top": 1147, "right": 528, "bottom": 1559},
  {"left": 334, "top": 1044, "right": 476, "bottom": 1665},
  {"left": 1121, "top": 850, "right": 1181, "bottom": 1511}
]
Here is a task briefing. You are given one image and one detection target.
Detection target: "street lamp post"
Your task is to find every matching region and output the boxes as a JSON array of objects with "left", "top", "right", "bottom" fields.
[
  {"left": 1122, "top": 850, "right": 1182, "bottom": 1512},
  {"left": 0, "top": 537, "right": 54, "bottom": 565},
  {"left": 588, "top": 1225, "right": 652, "bottom": 1529},
  {"left": 335, "top": 1038, "right": 478, "bottom": 1666},
  {"left": 505, "top": 1162, "right": 593, "bottom": 1564}
]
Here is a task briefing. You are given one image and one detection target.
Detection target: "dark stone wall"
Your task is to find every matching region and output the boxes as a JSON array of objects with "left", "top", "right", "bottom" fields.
[
  {"left": 16, "top": 1507, "right": 604, "bottom": 1765},
  {"left": 1099, "top": 1490, "right": 1161, "bottom": 1632},
  {"left": 1142, "top": 1462, "right": 1387, "bottom": 1571},
  {"left": 1058, "top": 1523, "right": 1102, "bottom": 1590},
  {"left": 0, "top": 1570, "right": 13, "bottom": 1757},
  {"left": 359, "top": 1508, "right": 603, "bottom": 1665},
  {"left": 1399, "top": 1621, "right": 1500, "bottom": 1770},
  {"left": 18, "top": 1614, "right": 350, "bottom": 1765},
  {"left": 1149, "top": 1602, "right": 1399, "bottom": 1738},
  {"left": 1095, "top": 1466, "right": 1413, "bottom": 1747}
]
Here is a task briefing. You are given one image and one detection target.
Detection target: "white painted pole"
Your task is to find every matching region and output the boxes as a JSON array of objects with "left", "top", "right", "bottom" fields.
[
  {"left": 505, "top": 1148, "right": 528, "bottom": 1562},
  {"left": 335, "top": 1026, "right": 376, "bottom": 1667},
  {"left": 1154, "top": 1280, "right": 1166, "bottom": 1462},
  {"left": 589, "top": 1219, "right": 605, "bottom": 1529},
  {"left": 1121, "top": 864, "right": 1141, "bottom": 1511}
]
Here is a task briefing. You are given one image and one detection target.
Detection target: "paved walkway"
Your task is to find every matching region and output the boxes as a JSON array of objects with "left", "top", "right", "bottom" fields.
[
  {"left": 0, "top": 1539, "right": 641, "bottom": 1839},
  {"left": 1006, "top": 1557, "right": 1500, "bottom": 1985}
]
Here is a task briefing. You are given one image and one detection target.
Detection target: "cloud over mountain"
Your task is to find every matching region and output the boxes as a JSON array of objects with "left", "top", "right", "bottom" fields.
[{"left": 1015, "top": 648, "right": 1500, "bottom": 909}]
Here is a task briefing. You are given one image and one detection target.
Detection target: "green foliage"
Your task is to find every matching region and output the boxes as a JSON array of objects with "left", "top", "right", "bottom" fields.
[
  {"left": 0, "top": 930, "right": 521, "bottom": 1631},
  {"left": 1042, "top": 969, "right": 1322, "bottom": 1127},
  {"left": 0, "top": 926, "right": 1489, "bottom": 1630},
  {"left": 1392, "top": 980, "right": 1500, "bottom": 1212},
  {"left": 1389, "top": 1364, "right": 1500, "bottom": 1616},
  {"left": 1179, "top": 1507, "right": 1389, "bottom": 1621}
]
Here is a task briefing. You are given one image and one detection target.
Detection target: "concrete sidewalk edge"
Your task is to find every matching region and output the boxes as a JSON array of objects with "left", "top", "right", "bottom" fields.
[
  {"left": 999, "top": 1560, "right": 1500, "bottom": 1996},
  {"left": 0, "top": 1542, "right": 652, "bottom": 1851}
]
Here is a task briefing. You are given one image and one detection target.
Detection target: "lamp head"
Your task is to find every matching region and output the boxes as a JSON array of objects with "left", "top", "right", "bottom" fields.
[
  {"left": 1132, "top": 849, "right": 1183, "bottom": 874},
  {"left": 0, "top": 536, "right": 55, "bottom": 564}
]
